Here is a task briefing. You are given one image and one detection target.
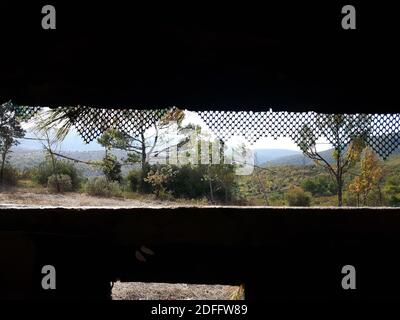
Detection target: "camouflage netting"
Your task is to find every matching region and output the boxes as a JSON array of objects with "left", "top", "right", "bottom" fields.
[
  {"left": 11, "top": 104, "right": 171, "bottom": 143},
  {"left": 12, "top": 103, "right": 42, "bottom": 121},
  {"left": 7, "top": 103, "right": 400, "bottom": 159},
  {"left": 55, "top": 107, "right": 171, "bottom": 143},
  {"left": 197, "top": 111, "right": 400, "bottom": 159}
]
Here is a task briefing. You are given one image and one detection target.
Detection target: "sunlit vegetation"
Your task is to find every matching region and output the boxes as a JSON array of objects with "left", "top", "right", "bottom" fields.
[{"left": 1, "top": 106, "right": 400, "bottom": 207}]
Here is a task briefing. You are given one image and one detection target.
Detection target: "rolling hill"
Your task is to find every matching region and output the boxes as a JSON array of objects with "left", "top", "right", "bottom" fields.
[{"left": 252, "top": 149, "right": 302, "bottom": 165}]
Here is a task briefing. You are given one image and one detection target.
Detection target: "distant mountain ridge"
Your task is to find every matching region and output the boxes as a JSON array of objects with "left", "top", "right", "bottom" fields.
[
  {"left": 269, "top": 147, "right": 400, "bottom": 166},
  {"left": 253, "top": 149, "right": 301, "bottom": 165},
  {"left": 269, "top": 149, "right": 334, "bottom": 166}
]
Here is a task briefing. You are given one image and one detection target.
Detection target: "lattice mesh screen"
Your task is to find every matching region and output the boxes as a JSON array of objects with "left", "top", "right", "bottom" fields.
[
  {"left": 7, "top": 103, "right": 400, "bottom": 159},
  {"left": 10, "top": 103, "right": 41, "bottom": 121},
  {"left": 59, "top": 107, "right": 171, "bottom": 143},
  {"left": 197, "top": 111, "right": 400, "bottom": 159}
]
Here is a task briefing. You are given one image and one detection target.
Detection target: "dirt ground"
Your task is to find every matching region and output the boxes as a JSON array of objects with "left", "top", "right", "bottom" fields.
[
  {"left": 111, "top": 282, "right": 241, "bottom": 300},
  {"left": 0, "top": 189, "right": 198, "bottom": 208}
]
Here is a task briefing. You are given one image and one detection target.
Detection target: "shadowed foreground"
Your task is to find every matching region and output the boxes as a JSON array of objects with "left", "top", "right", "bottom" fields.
[{"left": 1, "top": 206, "right": 400, "bottom": 300}]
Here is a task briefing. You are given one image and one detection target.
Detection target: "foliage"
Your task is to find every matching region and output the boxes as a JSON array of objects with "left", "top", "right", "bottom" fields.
[
  {"left": 206, "top": 164, "right": 237, "bottom": 203},
  {"left": 101, "top": 153, "right": 122, "bottom": 182},
  {"left": 137, "top": 163, "right": 240, "bottom": 203},
  {"left": 167, "top": 164, "right": 208, "bottom": 199},
  {"left": 383, "top": 176, "right": 400, "bottom": 207},
  {"left": 85, "top": 176, "right": 122, "bottom": 198},
  {"left": 47, "top": 174, "right": 73, "bottom": 193},
  {"left": 298, "top": 117, "right": 366, "bottom": 206},
  {"left": 33, "top": 160, "right": 82, "bottom": 190},
  {"left": 0, "top": 102, "right": 25, "bottom": 184},
  {"left": 301, "top": 175, "right": 337, "bottom": 196},
  {"left": 348, "top": 148, "right": 384, "bottom": 206},
  {"left": 285, "top": 186, "right": 311, "bottom": 206},
  {"left": 96, "top": 110, "right": 188, "bottom": 192},
  {"left": 145, "top": 165, "right": 175, "bottom": 198}
]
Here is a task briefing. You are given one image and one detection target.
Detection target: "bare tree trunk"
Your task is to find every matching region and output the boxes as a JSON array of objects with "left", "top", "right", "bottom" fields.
[
  {"left": 139, "top": 129, "right": 147, "bottom": 192},
  {"left": 378, "top": 185, "right": 383, "bottom": 206},
  {"left": 363, "top": 192, "right": 368, "bottom": 206},
  {"left": 224, "top": 183, "right": 228, "bottom": 203},
  {"left": 337, "top": 176, "right": 343, "bottom": 207},
  {"left": 255, "top": 169, "right": 269, "bottom": 205},
  {"left": 335, "top": 124, "right": 343, "bottom": 207},
  {"left": 338, "top": 186, "right": 343, "bottom": 207},
  {"left": 0, "top": 151, "right": 6, "bottom": 184},
  {"left": 208, "top": 165, "right": 214, "bottom": 203},
  {"left": 45, "top": 132, "right": 60, "bottom": 192},
  {"left": 49, "top": 149, "right": 60, "bottom": 192}
]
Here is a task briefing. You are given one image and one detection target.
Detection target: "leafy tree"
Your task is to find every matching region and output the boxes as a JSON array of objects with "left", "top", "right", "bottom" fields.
[
  {"left": 207, "top": 164, "right": 237, "bottom": 203},
  {"left": 0, "top": 102, "right": 25, "bottom": 184},
  {"left": 97, "top": 109, "right": 186, "bottom": 191},
  {"left": 101, "top": 153, "right": 122, "bottom": 183},
  {"left": 144, "top": 165, "right": 175, "bottom": 198},
  {"left": 297, "top": 115, "right": 366, "bottom": 206},
  {"left": 349, "top": 148, "right": 384, "bottom": 206}
]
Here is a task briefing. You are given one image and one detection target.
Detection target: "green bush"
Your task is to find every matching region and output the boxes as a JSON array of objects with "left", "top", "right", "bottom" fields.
[
  {"left": 85, "top": 176, "right": 122, "bottom": 198},
  {"left": 166, "top": 164, "right": 208, "bottom": 199},
  {"left": 301, "top": 176, "right": 336, "bottom": 196},
  {"left": 285, "top": 186, "right": 311, "bottom": 206},
  {"left": 145, "top": 165, "right": 175, "bottom": 198},
  {"left": 47, "top": 174, "right": 73, "bottom": 193},
  {"left": 34, "top": 160, "right": 82, "bottom": 190},
  {"left": 383, "top": 176, "right": 400, "bottom": 207},
  {"left": 126, "top": 169, "right": 141, "bottom": 192}
]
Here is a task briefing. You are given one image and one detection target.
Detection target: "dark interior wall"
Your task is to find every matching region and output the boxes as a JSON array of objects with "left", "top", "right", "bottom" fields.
[
  {"left": 0, "top": 2, "right": 398, "bottom": 113},
  {"left": 1, "top": 207, "right": 400, "bottom": 300}
]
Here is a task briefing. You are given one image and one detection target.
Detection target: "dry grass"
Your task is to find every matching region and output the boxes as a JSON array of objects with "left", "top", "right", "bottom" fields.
[
  {"left": 111, "top": 282, "right": 242, "bottom": 300},
  {"left": 0, "top": 187, "right": 205, "bottom": 208}
]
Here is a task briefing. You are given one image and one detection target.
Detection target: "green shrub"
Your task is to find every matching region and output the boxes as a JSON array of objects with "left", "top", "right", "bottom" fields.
[
  {"left": 285, "top": 186, "right": 311, "bottom": 206},
  {"left": 166, "top": 164, "right": 208, "bottom": 199},
  {"left": 126, "top": 169, "right": 141, "bottom": 192},
  {"left": 383, "top": 176, "right": 400, "bottom": 207},
  {"left": 388, "top": 195, "right": 400, "bottom": 207},
  {"left": 47, "top": 174, "right": 73, "bottom": 193},
  {"left": 301, "top": 176, "right": 336, "bottom": 196},
  {"left": 34, "top": 160, "right": 82, "bottom": 190},
  {"left": 145, "top": 166, "right": 175, "bottom": 198},
  {"left": 85, "top": 176, "right": 122, "bottom": 198}
]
